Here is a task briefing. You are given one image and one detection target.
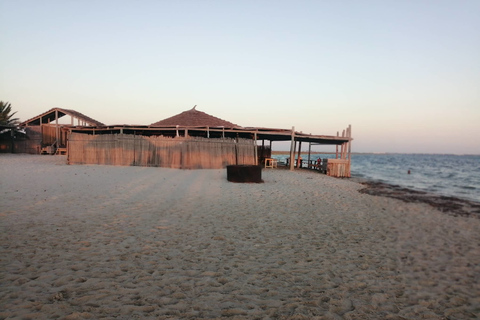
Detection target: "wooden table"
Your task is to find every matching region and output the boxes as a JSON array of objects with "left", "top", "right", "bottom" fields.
[{"left": 264, "top": 158, "right": 277, "bottom": 168}]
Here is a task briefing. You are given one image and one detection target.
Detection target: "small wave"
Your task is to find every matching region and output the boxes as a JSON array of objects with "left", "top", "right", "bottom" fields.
[{"left": 452, "top": 184, "right": 476, "bottom": 190}]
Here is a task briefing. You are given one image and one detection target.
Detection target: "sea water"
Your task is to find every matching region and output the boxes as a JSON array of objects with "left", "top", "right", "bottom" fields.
[{"left": 272, "top": 153, "right": 480, "bottom": 202}]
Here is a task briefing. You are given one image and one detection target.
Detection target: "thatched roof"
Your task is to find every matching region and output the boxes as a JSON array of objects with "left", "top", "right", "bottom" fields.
[
  {"left": 151, "top": 106, "right": 240, "bottom": 128},
  {"left": 20, "top": 108, "right": 104, "bottom": 126}
]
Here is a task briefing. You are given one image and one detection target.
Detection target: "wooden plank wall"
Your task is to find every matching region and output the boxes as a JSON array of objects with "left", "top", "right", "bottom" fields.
[
  {"left": 68, "top": 133, "right": 256, "bottom": 169},
  {"left": 42, "top": 125, "right": 56, "bottom": 146},
  {"left": 326, "top": 159, "right": 351, "bottom": 178},
  {"left": 330, "top": 124, "right": 352, "bottom": 178},
  {"left": 41, "top": 124, "right": 67, "bottom": 147}
]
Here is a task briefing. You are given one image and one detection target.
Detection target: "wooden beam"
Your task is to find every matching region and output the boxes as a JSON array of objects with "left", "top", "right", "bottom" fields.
[
  {"left": 254, "top": 132, "right": 258, "bottom": 165},
  {"left": 55, "top": 110, "right": 59, "bottom": 147},
  {"left": 289, "top": 126, "right": 295, "bottom": 171},
  {"left": 348, "top": 124, "right": 352, "bottom": 160},
  {"left": 336, "top": 131, "right": 339, "bottom": 159},
  {"left": 297, "top": 141, "right": 302, "bottom": 168},
  {"left": 307, "top": 142, "right": 312, "bottom": 168}
]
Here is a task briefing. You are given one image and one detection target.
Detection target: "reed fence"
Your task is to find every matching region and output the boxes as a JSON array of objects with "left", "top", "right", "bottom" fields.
[{"left": 68, "top": 133, "right": 256, "bottom": 169}]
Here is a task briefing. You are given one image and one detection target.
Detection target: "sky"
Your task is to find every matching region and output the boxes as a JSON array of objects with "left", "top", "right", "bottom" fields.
[{"left": 1, "top": 0, "right": 479, "bottom": 154}]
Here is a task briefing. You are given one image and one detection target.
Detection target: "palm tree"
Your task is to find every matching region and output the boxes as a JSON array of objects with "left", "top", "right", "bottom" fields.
[
  {"left": 0, "top": 101, "right": 24, "bottom": 153},
  {"left": 0, "top": 101, "right": 19, "bottom": 126}
]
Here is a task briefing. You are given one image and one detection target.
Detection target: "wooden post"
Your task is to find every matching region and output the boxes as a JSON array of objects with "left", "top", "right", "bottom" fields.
[
  {"left": 289, "top": 126, "right": 295, "bottom": 171},
  {"left": 67, "top": 129, "right": 71, "bottom": 164},
  {"left": 55, "top": 110, "right": 59, "bottom": 148},
  {"left": 297, "top": 141, "right": 302, "bottom": 168},
  {"left": 254, "top": 131, "right": 258, "bottom": 166},
  {"left": 269, "top": 140, "right": 272, "bottom": 160},
  {"left": 176, "top": 125, "right": 179, "bottom": 137},
  {"left": 336, "top": 131, "right": 339, "bottom": 159},
  {"left": 207, "top": 126, "right": 210, "bottom": 138},
  {"left": 307, "top": 142, "right": 312, "bottom": 169},
  {"left": 347, "top": 124, "right": 352, "bottom": 160}
]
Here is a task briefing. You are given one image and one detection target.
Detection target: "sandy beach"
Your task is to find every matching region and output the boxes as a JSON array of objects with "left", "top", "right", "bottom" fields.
[{"left": 1, "top": 154, "right": 479, "bottom": 319}]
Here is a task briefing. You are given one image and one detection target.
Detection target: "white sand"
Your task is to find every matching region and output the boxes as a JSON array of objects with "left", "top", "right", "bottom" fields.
[{"left": 1, "top": 154, "right": 479, "bottom": 320}]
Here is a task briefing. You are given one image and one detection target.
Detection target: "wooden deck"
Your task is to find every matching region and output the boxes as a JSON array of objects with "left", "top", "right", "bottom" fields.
[{"left": 267, "top": 158, "right": 350, "bottom": 178}]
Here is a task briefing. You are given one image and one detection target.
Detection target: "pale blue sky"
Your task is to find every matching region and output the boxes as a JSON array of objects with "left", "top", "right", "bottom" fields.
[{"left": 1, "top": 0, "right": 479, "bottom": 154}]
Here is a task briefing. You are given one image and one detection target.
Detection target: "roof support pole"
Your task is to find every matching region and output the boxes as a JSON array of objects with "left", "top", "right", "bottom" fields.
[
  {"left": 289, "top": 126, "right": 295, "bottom": 171},
  {"left": 176, "top": 125, "right": 179, "bottom": 137},
  {"left": 254, "top": 132, "right": 258, "bottom": 165},
  {"left": 261, "top": 139, "right": 265, "bottom": 162},
  {"left": 347, "top": 124, "right": 352, "bottom": 160},
  {"left": 297, "top": 141, "right": 302, "bottom": 168},
  {"left": 336, "top": 131, "right": 339, "bottom": 159},
  {"left": 55, "top": 109, "right": 59, "bottom": 148},
  {"left": 307, "top": 142, "right": 312, "bottom": 169}
]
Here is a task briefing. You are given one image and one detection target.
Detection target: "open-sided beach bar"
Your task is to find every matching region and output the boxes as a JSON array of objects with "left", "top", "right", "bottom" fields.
[
  {"left": 66, "top": 123, "right": 353, "bottom": 177},
  {"left": 14, "top": 106, "right": 353, "bottom": 177}
]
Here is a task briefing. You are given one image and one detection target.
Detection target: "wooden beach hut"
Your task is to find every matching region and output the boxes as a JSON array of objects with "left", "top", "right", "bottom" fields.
[{"left": 19, "top": 108, "right": 104, "bottom": 155}]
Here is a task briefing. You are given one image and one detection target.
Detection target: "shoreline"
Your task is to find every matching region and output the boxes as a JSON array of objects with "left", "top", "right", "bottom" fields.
[
  {"left": 271, "top": 153, "right": 479, "bottom": 204},
  {"left": 352, "top": 177, "right": 480, "bottom": 218},
  {"left": 1, "top": 154, "right": 480, "bottom": 319}
]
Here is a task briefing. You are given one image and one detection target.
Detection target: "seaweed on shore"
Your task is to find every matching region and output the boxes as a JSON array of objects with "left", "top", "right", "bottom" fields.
[{"left": 358, "top": 181, "right": 480, "bottom": 218}]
